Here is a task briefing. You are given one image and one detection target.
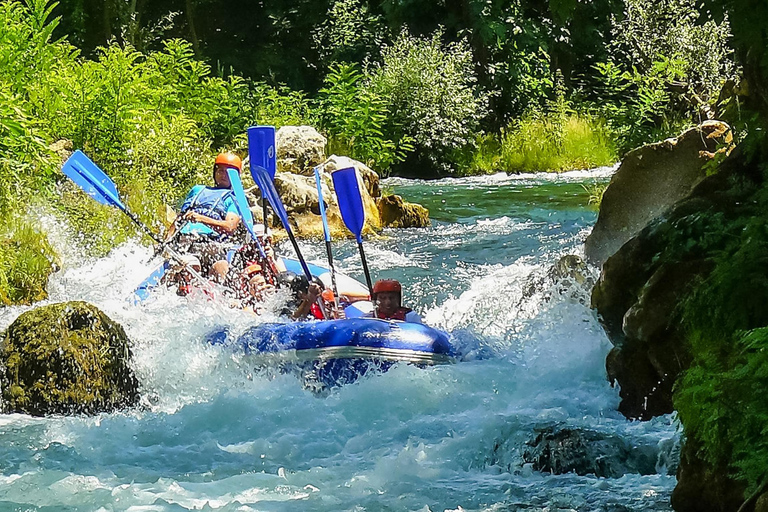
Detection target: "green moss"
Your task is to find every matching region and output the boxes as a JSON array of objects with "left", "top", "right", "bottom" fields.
[{"left": 0, "top": 301, "right": 139, "bottom": 416}]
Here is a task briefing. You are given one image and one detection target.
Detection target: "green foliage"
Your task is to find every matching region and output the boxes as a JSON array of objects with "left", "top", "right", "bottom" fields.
[
  {"left": 583, "top": 0, "right": 735, "bottom": 153},
  {"left": 364, "top": 29, "right": 488, "bottom": 174},
  {"left": 317, "top": 63, "right": 412, "bottom": 174},
  {"left": 674, "top": 188, "right": 768, "bottom": 494},
  {"left": 0, "top": 0, "right": 312, "bottom": 264},
  {"left": 0, "top": 218, "right": 60, "bottom": 305},
  {"left": 611, "top": 0, "right": 735, "bottom": 101},
  {"left": 582, "top": 181, "right": 608, "bottom": 209},
  {"left": 498, "top": 112, "right": 616, "bottom": 173},
  {"left": 313, "top": 0, "right": 386, "bottom": 68}
]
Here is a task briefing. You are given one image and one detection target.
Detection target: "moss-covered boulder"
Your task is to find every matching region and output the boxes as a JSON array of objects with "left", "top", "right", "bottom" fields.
[
  {"left": 592, "top": 151, "right": 762, "bottom": 420},
  {"left": 0, "top": 301, "right": 139, "bottom": 416}
]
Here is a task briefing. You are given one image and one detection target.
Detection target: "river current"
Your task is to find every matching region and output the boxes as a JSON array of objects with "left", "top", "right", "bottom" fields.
[{"left": 0, "top": 169, "right": 679, "bottom": 511}]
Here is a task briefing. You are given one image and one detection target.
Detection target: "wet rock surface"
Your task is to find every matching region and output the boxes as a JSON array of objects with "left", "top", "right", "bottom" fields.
[
  {"left": 0, "top": 301, "right": 139, "bottom": 416},
  {"left": 486, "top": 423, "right": 676, "bottom": 479},
  {"left": 585, "top": 121, "right": 733, "bottom": 267},
  {"left": 592, "top": 160, "right": 759, "bottom": 419},
  {"left": 377, "top": 193, "right": 430, "bottom": 228}
]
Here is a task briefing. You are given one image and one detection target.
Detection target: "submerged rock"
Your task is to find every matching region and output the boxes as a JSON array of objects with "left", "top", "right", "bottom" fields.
[
  {"left": 585, "top": 121, "right": 733, "bottom": 267},
  {"left": 521, "top": 426, "right": 660, "bottom": 478},
  {"left": 487, "top": 423, "right": 671, "bottom": 478},
  {"left": 0, "top": 301, "right": 139, "bottom": 416}
]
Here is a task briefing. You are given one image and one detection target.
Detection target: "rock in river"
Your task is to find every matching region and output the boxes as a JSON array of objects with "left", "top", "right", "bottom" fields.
[{"left": 0, "top": 301, "right": 139, "bottom": 416}]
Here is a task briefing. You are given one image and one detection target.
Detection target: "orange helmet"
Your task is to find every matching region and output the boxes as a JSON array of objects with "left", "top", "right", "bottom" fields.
[
  {"left": 214, "top": 152, "right": 242, "bottom": 172},
  {"left": 372, "top": 279, "right": 401, "bottom": 296}
]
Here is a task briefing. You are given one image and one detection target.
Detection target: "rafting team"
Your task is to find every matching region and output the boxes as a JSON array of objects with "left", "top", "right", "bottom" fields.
[{"left": 162, "top": 152, "right": 422, "bottom": 324}]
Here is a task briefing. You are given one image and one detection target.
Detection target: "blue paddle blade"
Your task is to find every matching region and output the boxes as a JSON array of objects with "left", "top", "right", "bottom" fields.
[
  {"left": 247, "top": 126, "right": 276, "bottom": 180},
  {"left": 227, "top": 168, "right": 255, "bottom": 237},
  {"left": 314, "top": 167, "right": 332, "bottom": 243},
  {"left": 251, "top": 165, "right": 289, "bottom": 232},
  {"left": 61, "top": 150, "right": 126, "bottom": 210},
  {"left": 332, "top": 167, "right": 365, "bottom": 244}
]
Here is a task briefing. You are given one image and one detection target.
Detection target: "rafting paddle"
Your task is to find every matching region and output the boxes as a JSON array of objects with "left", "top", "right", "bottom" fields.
[
  {"left": 314, "top": 167, "right": 340, "bottom": 307},
  {"left": 250, "top": 164, "right": 312, "bottom": 281},
  {"left": 332, "top": 166, "right": 373, "bottom": 294},
  {"left": 227, "top": 168, "right": 267, "bottom": 259},
  {"left": 247, "top": 126, "right": 276, "bottom": 231},
  {"left": 61, "top": 150, "right": 213, "bottom": 292}
]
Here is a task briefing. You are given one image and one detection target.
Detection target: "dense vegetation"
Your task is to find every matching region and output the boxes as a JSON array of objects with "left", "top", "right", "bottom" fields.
[
  {"left": 670, "top": 0, "right": 768, "bottom": 500},
  {"left": 0, "top": 0, "right": 738, "bottom": 303}
]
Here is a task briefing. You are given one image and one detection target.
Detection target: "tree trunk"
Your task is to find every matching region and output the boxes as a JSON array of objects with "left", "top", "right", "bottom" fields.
[{"left": 186, "top": 0, "right": 201, "bottom": 54}]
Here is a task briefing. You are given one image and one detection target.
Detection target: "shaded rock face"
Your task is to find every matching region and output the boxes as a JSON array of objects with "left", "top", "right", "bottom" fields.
[
  {"left": 671, "top": 437, "right": 746, "bottom": 512},
  {"left": 585, "top": 121, "right": 733, "bottom": 267},
  {"left": 0, "top": 301, "right": 139, "bottom": 416},
  {"left": 376, "top": 194, "right": 430, "bottom": 228},
  {"left": 592, "top": 156, "right": 761, "bottom": 420},
  {"left": 276, "top": 126, "right": 327, "bottom": 176}
]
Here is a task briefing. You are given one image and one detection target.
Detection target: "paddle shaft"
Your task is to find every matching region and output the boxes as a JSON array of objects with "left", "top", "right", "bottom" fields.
[
  {"left": 314, "top": 168, "right": 340, "bottom": 305},
  {"left": 357, "top": 242, "right": 373, "bottom": 294}
]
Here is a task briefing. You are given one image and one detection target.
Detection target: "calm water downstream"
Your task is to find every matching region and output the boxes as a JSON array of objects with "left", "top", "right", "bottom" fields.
[{"left": 0, "top": 169, "right": 679, "bottom": 511}]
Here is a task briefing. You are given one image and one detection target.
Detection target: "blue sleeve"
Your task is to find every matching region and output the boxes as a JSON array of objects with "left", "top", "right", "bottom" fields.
[{"left": 224, "top": 195, "right": 240, "bottom": 216}]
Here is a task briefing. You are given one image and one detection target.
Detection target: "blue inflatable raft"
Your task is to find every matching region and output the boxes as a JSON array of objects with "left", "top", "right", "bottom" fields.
[{"left": 210, "top": 318, "right": 455, "bottom": 388}]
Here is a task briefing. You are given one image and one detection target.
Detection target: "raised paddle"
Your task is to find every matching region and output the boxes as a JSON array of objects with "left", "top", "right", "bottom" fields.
[
  {"left": 314, "top": 167, "right": 340, "bottom": 308},
  {"left": 247, "top": 126, "right": 276, "bottom": 231},
  {"left": 250, "top": 164, "right": 312, "bottom": 281},
  {"left": 331, "top": 166, "right": 373, "bottom": 294},
  {"left": 227, "top": 168, "right": 266, "bottom": 259},
  {"left": 61, "top": 150, "right": 213, "bottom": 292}
]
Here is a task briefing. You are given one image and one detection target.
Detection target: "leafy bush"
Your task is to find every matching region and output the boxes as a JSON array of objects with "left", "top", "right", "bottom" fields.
[
  {"left": 674, "top": 187, "right": 768, "bottom": 495},
  {"left": 312, "top": 0, "right": 386, "bottom": 68},
  {"left": 583, "top": 0, "right": 735, "bottom": 153},
  {"left": 611, "top": 0, "right": 735, "bottom": 102},
  {"left": 317, "top": 63, "right": 412, "bottom": 174},
  {"left": 364, "top": 29, "right": 488, "bottom": 175},
  {"left": 0, "top": 218, "right": 59, "bottom": 305}
]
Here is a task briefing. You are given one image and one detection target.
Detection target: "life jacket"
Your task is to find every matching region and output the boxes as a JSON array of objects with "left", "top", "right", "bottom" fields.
[
  {"left": 181, "top": 187, "right": 233, "bottom": 222},
  {"left": 376, "top": 307, "right": 412, "bottom": 321},
  {"left": 310, "top": 302, "right": 325, "bottom": 320}
]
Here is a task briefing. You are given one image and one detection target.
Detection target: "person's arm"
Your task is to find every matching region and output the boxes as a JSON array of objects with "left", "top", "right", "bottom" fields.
[
  {"left": 292, "top": 283, "right": 321, "bottom": 320},
  {"left": 182, "top": 211, "right": 240, "bottom": 234}
]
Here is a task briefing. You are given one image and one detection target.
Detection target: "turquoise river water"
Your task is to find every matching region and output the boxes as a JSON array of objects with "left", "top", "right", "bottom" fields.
[{"left": 0, "top": 169, "right": 679, "bottom": 511}]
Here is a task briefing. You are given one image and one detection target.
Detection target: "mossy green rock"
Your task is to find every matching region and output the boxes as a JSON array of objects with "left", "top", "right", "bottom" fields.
[{"left": 0, "top": 301, "right": 139, "bottom": 416}]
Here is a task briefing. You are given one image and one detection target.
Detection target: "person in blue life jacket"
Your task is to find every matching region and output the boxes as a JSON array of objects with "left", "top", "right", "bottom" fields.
[
  {"left": 165, "top": 152, "right": 243, "bottom": 283},
  {"left": 366, "top": 279, "right": 423, "bottom": 323}
]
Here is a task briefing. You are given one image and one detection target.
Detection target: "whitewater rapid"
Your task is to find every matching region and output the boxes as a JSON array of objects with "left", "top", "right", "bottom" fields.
[{"left": 0, "top": 168, "right": 679, "bottom": 511}]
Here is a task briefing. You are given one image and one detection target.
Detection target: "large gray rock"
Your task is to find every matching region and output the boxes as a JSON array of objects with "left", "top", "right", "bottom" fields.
[
  {"left": 321, "top": 154, "right": 380, "bottom": 198},
  {"left": 592, "top": 152, "right": 759, "bottom": 420},
  {"left": 585, "top": 121, "right": 732, "bottom": 267},
  {"left": 276, "top": 126, "right": 327, "bottom": 176},
  {"left": 0, "top": 301, "right": 140, "bottom": 416}
]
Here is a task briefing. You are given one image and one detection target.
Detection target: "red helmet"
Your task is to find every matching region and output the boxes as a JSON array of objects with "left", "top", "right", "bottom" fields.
[
  {"left": 372, "top": 279, "right": 401, "bottom": 295},
  {"left": 214, "top": 152, "right": 242, "bottom": 172}
]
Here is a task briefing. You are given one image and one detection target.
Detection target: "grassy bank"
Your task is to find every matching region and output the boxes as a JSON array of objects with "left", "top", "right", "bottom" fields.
[{"left": 463, "top": 112, "right": 618, "bottom": 174}]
